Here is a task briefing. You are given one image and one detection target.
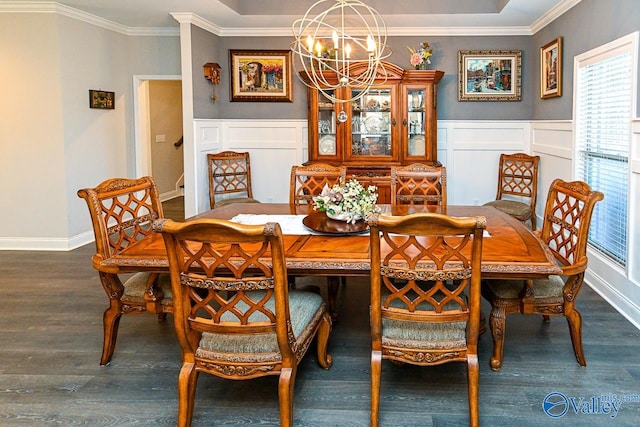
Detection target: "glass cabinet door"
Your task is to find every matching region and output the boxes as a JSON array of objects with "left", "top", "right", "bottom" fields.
[
  {"left": 406, "top": 88, "right": 426, "bottom": 157},
  {"left": 348, "top": 87, "right": 394, "bottom": 159},
  {"left": 317, "top": 90, "right": 338, "bottom": 157}
]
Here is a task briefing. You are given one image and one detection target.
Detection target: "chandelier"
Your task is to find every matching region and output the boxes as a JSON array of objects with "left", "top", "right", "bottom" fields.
[{"left": 291, "top": 0, "right": 391, "bottom": 104}]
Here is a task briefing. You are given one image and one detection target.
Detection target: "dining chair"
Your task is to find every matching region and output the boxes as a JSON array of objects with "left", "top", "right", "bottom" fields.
[
  {"left": 207, "top": 151, "right": 261, "bottom": 209},
  {"left": 482, "top": 179, "right": 604, "bottom": 371},
  {"left": 77, "top": 176, "right": 173, "bottom": 365},
  {"left": 157, "top": 218, "right": 333, "bottom": 427},
  {"left": 368, "top": 212, "right": 486, "bottom": 427},
  {"left": 483, "top": 152, "right": 540, "bottom": 230},
  {"left": 289, "top": 163, "right": 347, "bottom": 318},
  {"left": 289, "top": 163, "right": 347, "bottom": 207},
  {"left": 390, "top": 163, "right": 447, "bottom": 207}
]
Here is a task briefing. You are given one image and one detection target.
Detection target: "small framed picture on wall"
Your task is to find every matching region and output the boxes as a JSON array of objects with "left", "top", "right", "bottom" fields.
[
  {"left": 89, "top": 90, "right": 115, "bottom": 109},
  {"left": 540, "top": 37, "right": 562, "bottom": 99}
]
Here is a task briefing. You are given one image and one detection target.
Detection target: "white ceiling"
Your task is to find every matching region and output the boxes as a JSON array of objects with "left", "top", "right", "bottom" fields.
[{"left": 2, "top": 0, "right": 579, "bottom": 36}]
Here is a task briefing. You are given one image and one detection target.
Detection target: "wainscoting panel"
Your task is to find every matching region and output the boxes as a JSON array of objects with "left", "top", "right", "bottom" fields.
[
  {"left": 194, "top": 120, "right": 223, "bottom": 213},
  {"left": 193, "top": 120, "right": 307, "bottom": 212},
  {"left": 439, "top": 121, "right": 531, "bottom": 205}
]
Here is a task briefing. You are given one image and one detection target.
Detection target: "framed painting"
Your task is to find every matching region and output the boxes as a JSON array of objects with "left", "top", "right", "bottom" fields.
[
  {"left": 229, "top": 50, "right": 293, "bottom": 102},
  {"left": 458, "top": 50, "right": 522, "bottom": 101},
  {"left": 89, "top": 90, "right": 115, "bottom": 109},
  {"left": 540, "top": 37, "right": 562, "bottom": 99}
]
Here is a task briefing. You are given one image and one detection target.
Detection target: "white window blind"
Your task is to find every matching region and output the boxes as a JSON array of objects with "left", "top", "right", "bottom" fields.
[{"left": 575, "top": 42, "right": 634, "bottom": 267}]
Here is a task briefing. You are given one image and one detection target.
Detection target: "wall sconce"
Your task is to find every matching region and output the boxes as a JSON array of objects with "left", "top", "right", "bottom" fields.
[{"left": 203, "top": 62, "right": 221, "bottom": 102}]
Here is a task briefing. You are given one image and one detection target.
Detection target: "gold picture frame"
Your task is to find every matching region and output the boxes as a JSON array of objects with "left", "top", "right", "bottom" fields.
[
  {"left": 89, "top": 90, "right": 115, "bottom": 109},
  {"left": 540, "top": 37, "right": 562, "bottom": 99},
  {"left": 229, "top": 50, "right": 293, "bottom": 102},
  {"left": 458, "top": 50, "right": 522, "bottom": 101}
]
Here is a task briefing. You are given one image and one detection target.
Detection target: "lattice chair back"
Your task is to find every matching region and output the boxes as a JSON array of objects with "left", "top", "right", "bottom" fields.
[
  {"left": 162, "top": 220, "right": 289, "bottom": 353},
  {"left": 290, "top": 163, "right": 346, "bottom": 206},
  {"left": 497, "top": 153, "right": 539, "bottom": 199},
  {"left": 390, "top": 163, "right": 447, "bottom": 207},
  {"left": 208, "top": 151, "right": 259, "bottom": 209},
  {"left": 539, "top": 179, "right": 604, "bottom": 268},
  {"left": 78, "top": 176, "right": 163, "bottom": 260}
]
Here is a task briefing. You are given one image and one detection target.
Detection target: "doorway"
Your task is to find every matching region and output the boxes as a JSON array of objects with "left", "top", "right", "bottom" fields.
[{"left": 133, "top": 75, "right": 183, "bottom": 201}]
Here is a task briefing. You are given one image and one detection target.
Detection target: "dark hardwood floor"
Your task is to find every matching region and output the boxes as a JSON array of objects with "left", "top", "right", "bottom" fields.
[{"left": 1, "top": 196, "right": 639, "bottom": 426}]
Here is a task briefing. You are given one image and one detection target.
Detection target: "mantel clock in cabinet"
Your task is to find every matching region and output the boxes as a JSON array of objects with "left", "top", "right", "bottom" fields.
[{"left": 302, "top": 61, "right": 444, "bottom": 203}]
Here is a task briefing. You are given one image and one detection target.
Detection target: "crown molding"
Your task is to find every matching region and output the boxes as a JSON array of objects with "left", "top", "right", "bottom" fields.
[
  {"left": 0, "top": 1, "right": 178, "bottom": 36},
  {"left": 170, "top": 12, "right": 222, "bottom": 36},
  {"left": 530, "top": 0, "right": 582, "bottom": 34},
  {"left": 1, "top": 0, "right": 581, "bottom": 38}
]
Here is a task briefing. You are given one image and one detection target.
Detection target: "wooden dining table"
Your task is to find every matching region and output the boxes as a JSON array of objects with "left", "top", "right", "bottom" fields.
[{"left": 98, "top": 203, "right": 561, "bottom": 280}]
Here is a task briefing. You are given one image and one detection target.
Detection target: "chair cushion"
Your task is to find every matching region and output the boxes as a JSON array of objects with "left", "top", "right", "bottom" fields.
[
  {"left": 215, "top": 197, "right": 260, "bottom": 208},
  {"left": 484, "top": 275, "right": 565, "bottom": 299},
  {"left": 122, "top": 272, "right": 172, "bottom": 305},
  {"left": 382, "top": 319, "right": 467, "bottom": 349},
  {"left": 196, "top": 290, "right": 325, "bottom": 363},
  {"left": 484, "top": 199, "right": 531, "bottom": 221}
]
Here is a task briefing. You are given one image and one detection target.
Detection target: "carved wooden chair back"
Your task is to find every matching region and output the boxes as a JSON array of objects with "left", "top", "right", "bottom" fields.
[
  {"left": 207, "top": 151, "right": 260, "bottom": 209},
  {"left": 486, "top": 153, "right": 540, "bottom": 229},
  {"left": 77, "top": 176, "right": 172, "bottom": 365},
  {"left": 390, "top": 163, "right": 447, "bottom": 207},
  {"left": 289, "top": 163, "right": 346, "bottom": 207},
  {"left": 158, "top": 218, "right": 333, "bottom": 427},
  {"left": 368, "top": 213, "right": 486, "bottom": 427},
  {"left": 482, "top": 178, "right": 604, "bottom": 371},
  {"left": 539, "top": 179, "right": 603, "bottom": 268}
]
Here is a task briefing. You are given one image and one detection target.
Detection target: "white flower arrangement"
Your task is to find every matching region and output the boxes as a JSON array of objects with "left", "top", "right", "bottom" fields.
[{"left": 313, "top": 179, "right": 381, "bottom": 224}]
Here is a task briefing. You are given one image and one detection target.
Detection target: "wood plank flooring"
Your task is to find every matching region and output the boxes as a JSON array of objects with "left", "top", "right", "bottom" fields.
[{"left": 1, "top": 196, "right": 639, "bottom": 426}]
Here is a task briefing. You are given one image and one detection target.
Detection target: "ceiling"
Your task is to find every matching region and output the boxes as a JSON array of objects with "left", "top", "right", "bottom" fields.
[{"left": 2, "top": 0, "right": 578, "bottom": 36}]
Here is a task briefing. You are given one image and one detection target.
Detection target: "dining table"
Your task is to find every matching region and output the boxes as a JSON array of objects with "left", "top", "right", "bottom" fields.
[{"left": 98, "top": 203, "right": 561, "bottom": 280}]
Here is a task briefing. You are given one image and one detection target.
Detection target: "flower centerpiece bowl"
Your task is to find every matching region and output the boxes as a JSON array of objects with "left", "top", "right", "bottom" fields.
[{"left": 312, "top": 179, "right": 380, "bottom": 224}]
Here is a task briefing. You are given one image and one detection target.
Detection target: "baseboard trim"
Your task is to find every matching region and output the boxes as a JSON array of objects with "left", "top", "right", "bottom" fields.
[{"left": 586, "top": 272, "right": 640, "bottom": 331}]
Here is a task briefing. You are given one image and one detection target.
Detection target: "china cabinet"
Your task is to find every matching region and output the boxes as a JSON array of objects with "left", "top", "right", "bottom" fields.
[{"left": 303, "top": 61, "right": 444, "bottom": 203}]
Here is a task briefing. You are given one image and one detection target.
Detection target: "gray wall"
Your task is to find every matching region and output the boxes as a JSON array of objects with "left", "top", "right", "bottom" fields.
[
  {"left": 190, "top": 0, "right": 639, "bottom": 123},
  {"left": 192, "top": 34, "right": 534, "bottom": 121},
  {"left": 532, "top": 0, "right": 640, "bottom": 120},
  {"left": 192, "top": 25, "right": 220, "bottom": 119}
]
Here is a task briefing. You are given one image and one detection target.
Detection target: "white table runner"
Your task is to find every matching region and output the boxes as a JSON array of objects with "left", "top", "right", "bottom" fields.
[
  {"left": 229, "top": 214, "right": 489, "bottom": 237},
  {"left": 230, "top": 214, "right": 315, "bottom": 235}
]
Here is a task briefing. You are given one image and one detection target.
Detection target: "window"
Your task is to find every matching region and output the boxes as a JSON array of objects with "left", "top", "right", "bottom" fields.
[{"left": 574, "top": 32, "right": 638, "bottom": 267}]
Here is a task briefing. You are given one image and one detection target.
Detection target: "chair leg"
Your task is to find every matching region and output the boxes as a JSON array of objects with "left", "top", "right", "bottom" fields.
[
  {"left": 467, "top": 354, "right": 480, "bottom": 427},
  {"left": 370, "top": 350, "right": 382, "bottom": 427},
  {"left": 278, "top": 366, "right": 297, "bottom": 427},
  {"left": 101, "top": 302, "right": 122, "bottom": 366},
  {"left": 489, "top": 305, "right": 507, "bottom": 371},
  {"left": 543, "top": 315, "right": 551, "bottom": 323},
  {"left": 565, "top": 309, "right": 587, "bottom": 366},
  {"left": 316, "top": 312, "right": 334, "bottom": 370},
  {"left": 177, "top": 362, "right": 199, "bottom": 427},
  {"left": 327, "top": 276, "right": 341, "bottom": 320}
]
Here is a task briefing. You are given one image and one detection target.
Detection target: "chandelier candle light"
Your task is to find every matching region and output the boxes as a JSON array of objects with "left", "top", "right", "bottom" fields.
[{"left": 291, "top": 0, "right": 391, "bottom": 105}]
